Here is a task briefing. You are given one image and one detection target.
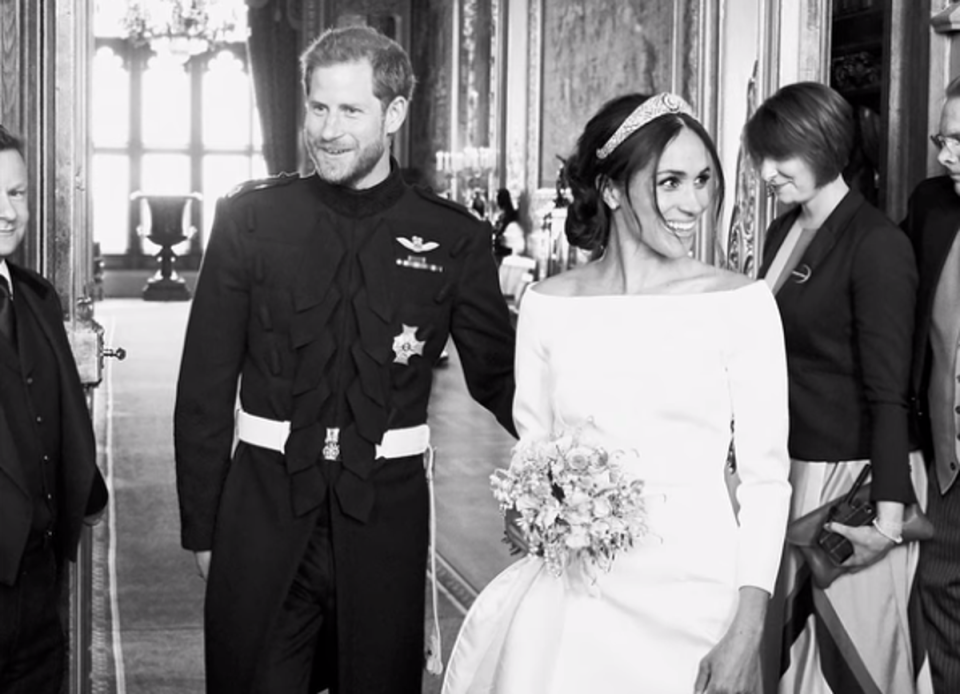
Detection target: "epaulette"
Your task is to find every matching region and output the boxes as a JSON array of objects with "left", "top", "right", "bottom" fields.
[
  {"left": 412, "top": 186, "right": 482, "bottom": 222},
  {"left": 226, "top": 171, "right": 301, "bottom": 200}
]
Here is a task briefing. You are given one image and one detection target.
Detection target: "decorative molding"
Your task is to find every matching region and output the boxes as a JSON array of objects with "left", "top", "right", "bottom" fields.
[
  {"left": 524, "top": 0, "right": 541, "bottom": 195},
  {"left": 53, "top": 0, "right": 95, "bottom": 308},
  {"left": 301, "top": 0, "right": 321, "bottom": 44},
  {"left": 932, "top": 3, "right": 960, "bottom": 34},
  {"left": 726, "top": 62, "right": 761, "bottom": 278},
  {"left": 285, "top": 0, "right": 303, "bottom": 30},
  {"left": 0, "top": 1, "right": 18, "bottom": 130},
  {"left": 831, "top": 50, "right": 882, "bottom": 92},
  {"left": 886, "top": 0, "right": 932, "bottom": 222},
  {"left": 21, "top": 1, "right": 51, "bottom": 275},
  {"left": 489, "top": 0, "right": 501, "bottom": 187},
  {"left": 502, "top": 0, "right": 528, "bottom": 198},
  {"left": 799, "top": 0, "right": 831, "bottom": 83},
  {"left": 449, "top": 0, "right": 459, "bottom": 197},
  {"left": 694, "top": 0, "right": 720, "bottom": 264}
]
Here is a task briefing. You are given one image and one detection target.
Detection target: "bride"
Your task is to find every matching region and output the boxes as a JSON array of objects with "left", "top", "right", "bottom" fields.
[{"left": 441, "top": 93, "right": 792, "bottom": 694}]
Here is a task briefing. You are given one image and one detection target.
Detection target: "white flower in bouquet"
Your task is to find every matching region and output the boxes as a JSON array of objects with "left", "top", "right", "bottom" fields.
[{"left": 490, "top": 428, "right": 647, "bottom": 577}]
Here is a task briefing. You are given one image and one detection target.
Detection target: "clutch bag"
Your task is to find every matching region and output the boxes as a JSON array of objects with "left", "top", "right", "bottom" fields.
[{"left": 785, "top": 464, "right": 934, "bottom": 589}]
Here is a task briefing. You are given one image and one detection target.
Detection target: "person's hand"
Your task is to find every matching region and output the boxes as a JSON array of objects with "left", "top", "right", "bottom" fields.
[
  {"left": 694, "top": 626, "right": 762, "bottom": 694},
  {"left": 83, "top": 508, "right": 106, "bottom": 527},
  {"left": 824, "top": 521, "right": 894, "bottom": 569},
  {"left": 194, "top": 550, "right": 212, "bottom": 581},
  {"left": 694, "top": 587, "right": 765, "bottom": 694},
  {"left": 826, "top": 499, "right": 904, "bottom": 570},
  {"left": 502, "top": 507, "right": 528, "bottom": 556}
]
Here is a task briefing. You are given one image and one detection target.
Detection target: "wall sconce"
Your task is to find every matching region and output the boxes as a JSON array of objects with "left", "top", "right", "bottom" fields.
[{"left": 434, "top": 146, "right": 498, "bottom": 210}]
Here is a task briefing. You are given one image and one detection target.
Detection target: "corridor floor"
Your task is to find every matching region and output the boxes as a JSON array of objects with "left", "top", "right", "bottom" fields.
[{"left": 87, "top": 299, "right": 518, "bottom": 693}]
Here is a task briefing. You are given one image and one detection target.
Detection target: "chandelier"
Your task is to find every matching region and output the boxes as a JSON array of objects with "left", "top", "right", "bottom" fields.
[{"left": 123, "top": 0, "right": 244, "bottom": 61}]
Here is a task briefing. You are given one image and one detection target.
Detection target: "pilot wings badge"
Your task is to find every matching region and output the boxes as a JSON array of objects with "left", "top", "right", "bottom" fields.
[
  {"left": 396, "top": 234, "right": 444, "bottom": 273},
  {"left": 396, "top": 236, "right": 439, "bottom": 253},
  {"left": 392, "top": 324, "right": 426, "bottom": 365}
]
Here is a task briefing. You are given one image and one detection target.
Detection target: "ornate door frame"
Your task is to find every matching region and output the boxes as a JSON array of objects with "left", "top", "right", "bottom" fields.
[
  {"left": 0, "top": 3, "right": 102, "bottom": 692},
  {"left": 723, "top": 0, "right": 933, "bottom": 277}
]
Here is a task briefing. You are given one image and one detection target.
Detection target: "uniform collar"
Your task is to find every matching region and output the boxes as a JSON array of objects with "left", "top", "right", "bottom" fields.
[{"left": 310, "top": 158, "right": 406, "bottom": 219}]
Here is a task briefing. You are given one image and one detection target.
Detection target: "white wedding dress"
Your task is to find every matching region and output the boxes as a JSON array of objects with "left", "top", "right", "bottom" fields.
[{"left": 442, "top": 281, "right": 792, "bottom": 694}]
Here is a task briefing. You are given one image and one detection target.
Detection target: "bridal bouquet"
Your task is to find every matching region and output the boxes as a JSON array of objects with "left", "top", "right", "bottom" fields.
[{"left": 490, "top": 429, "right": 647, "bottom": 577}]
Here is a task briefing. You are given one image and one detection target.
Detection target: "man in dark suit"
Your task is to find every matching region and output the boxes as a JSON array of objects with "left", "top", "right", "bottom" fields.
[
  {"left": 0, "top": 125, "right": 108, "bottom": 692},
  {"left": 902, "top": 76, "right": 960, "bottom": 694},
  {"left": 174, "top": 25, "right": 516, "bottom": 694}
]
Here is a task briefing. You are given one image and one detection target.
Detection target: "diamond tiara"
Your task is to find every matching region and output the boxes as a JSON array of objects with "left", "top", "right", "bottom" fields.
[{"left": 596, "top": 93, "right": 696, "bottom": 160}]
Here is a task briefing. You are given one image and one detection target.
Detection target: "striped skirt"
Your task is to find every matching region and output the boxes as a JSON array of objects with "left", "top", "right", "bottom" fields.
[{"left": 772, "top": 453, "right": 934, "bottom": 694}]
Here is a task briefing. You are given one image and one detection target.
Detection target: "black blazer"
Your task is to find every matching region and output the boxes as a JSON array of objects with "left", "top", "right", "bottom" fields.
[
  {"left": 0, "top": 263, "right": 107, "bottom": 585},
  {"left": 901, "top": 175, "right": 960, "bottom": 489},
  {"left": 759, "top": 190, "right": 917, "bottom": 504}
]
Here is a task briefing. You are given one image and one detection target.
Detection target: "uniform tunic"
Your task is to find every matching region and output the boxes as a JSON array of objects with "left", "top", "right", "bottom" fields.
[{"left": 174, "top": 164, "right": 516, "bottom": 694}]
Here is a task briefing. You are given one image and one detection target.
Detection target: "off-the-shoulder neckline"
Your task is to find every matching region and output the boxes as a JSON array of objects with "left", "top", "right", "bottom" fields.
[{"left": 526, "top": 279, "right": 764, "bottom": 300}]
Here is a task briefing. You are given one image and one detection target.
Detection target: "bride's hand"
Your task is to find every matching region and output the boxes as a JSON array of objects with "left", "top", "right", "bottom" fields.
[
  {"left": 694, "top": 587, "right": 765, "bottom": 694},
  {"left": 502, "top": 507, "right": 528, "bottom": 555}
]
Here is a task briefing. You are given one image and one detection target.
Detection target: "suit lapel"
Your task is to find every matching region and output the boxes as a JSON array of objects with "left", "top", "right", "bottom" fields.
[
  {"left": 758, "top": 207, "right": 800, "bottom": 278},
  {"left": 914, "top": 188, "right": 960, "bottom": 373},
  {"left": 776, "top": 190, "right": 863, "bottom": 298},
  {"left": 14, "top": 278, "right": 56, "bottom": 378},
  {"left": 0, "top": 278, "right": 28, "bottom": 496},
  {"left": 921, "top": 195, "right": 960, "bottom": 286},
  {"left": 8, "top": 266, "right": 73, "bottom": 418},
  {"left": 0, "top": 333, "right": 17, "bottom": 370},
  {"left": 789, "top": 221, "right": 839, "bottom": 281}
]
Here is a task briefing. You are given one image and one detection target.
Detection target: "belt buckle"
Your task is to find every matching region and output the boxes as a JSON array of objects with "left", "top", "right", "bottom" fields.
[{"left": 322, "top": 427, "right": 340, "bottom": 461}]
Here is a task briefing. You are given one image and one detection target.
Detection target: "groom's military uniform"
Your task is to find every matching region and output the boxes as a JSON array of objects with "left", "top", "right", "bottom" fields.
[{"left": 174, "top": 162, "right": 516, "bottom": 694}]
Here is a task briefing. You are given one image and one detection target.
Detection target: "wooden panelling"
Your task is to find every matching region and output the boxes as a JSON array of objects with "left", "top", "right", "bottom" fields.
[{"left": 0, "top": 0, "right": 18, "bottom": 130}]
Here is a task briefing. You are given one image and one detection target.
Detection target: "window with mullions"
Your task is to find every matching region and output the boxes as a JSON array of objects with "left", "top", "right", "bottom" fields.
[{"left": 91, "top": 37, "right": 265, "bottom": 262}]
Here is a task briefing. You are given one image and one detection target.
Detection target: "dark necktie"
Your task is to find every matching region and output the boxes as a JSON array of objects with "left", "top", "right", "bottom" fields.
[{"left": 0, "top": 275, "right": 15, "bottom": 345}]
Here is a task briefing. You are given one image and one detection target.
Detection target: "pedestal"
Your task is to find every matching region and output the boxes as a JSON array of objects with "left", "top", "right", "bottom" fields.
[
  {"left": 132, "top": 192, "right": 201, "bottom": 302},
  {"left": 143, "top": 273, "right": 193, "bottom": 302}
]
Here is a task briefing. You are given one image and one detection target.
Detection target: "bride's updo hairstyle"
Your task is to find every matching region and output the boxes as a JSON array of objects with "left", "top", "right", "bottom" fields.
[{"left": 564, "top": 93, "right": 724, "bottom": 253}]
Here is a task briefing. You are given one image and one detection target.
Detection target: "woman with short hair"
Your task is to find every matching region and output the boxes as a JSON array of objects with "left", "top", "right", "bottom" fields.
[{"left": 746, "top": 81, "right": 926, "bottom": 693}]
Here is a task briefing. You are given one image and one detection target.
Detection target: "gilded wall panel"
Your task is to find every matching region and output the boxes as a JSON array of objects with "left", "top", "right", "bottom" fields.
[{"left": 538, "top": 0, "right": 696, "bottom": 186}]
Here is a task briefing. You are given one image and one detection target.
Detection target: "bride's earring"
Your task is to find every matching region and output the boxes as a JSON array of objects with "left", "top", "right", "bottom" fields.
[{"left": 601, "top": 183, "right": 621, "bottom": 211}]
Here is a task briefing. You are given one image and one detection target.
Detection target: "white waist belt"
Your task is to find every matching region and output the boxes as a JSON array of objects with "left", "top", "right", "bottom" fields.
[
  {"left": 235, "top": 409, "right": 430, "bottom": 459},
  {"left": 236, "top": 407, "right": 443, "bottom": 674}
]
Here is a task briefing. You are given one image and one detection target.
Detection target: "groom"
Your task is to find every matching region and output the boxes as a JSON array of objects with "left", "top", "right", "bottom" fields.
[{"left": 175, "top": 24, "right": 516, "bottom": 694}]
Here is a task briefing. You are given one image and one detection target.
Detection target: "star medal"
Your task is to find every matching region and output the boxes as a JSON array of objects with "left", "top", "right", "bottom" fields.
[{"left": 392, "top": 324, "right": 425, "bottom": 365}]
